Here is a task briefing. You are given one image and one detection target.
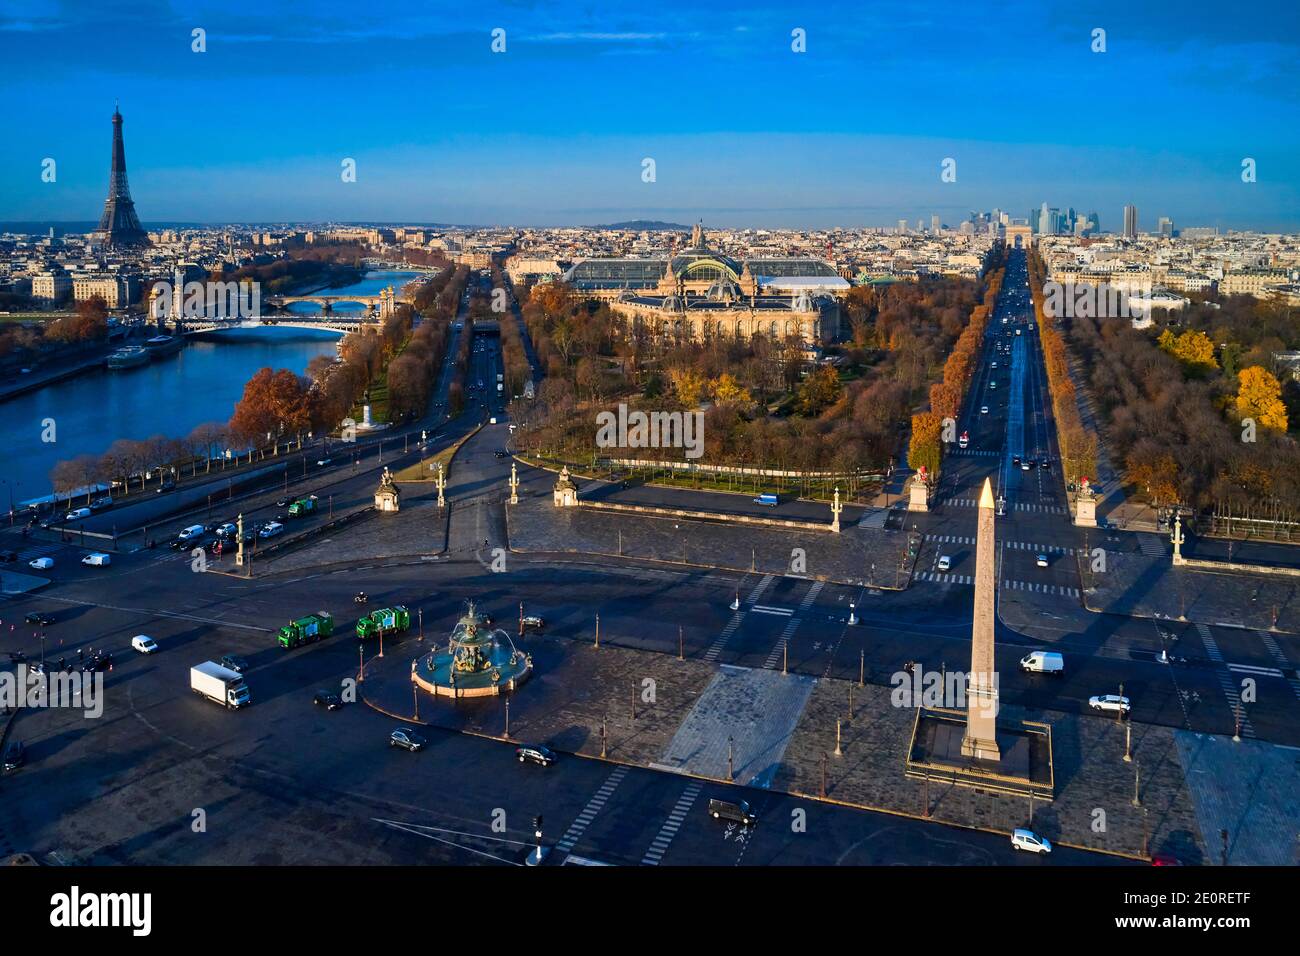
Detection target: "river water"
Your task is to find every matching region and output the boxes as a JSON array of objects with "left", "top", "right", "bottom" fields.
[{"left": 2, "top": 271, "right": 421, "bottom": 504}]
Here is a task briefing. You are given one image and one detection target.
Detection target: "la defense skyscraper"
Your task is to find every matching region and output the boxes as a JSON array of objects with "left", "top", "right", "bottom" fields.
[{"left": 96, "top": 105, "right": 150, "bottom": 248}]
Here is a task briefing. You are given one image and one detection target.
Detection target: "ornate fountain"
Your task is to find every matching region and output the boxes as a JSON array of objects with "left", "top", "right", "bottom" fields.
[{"left": 411, "top": 601, "right": 533, "bottom": 698}]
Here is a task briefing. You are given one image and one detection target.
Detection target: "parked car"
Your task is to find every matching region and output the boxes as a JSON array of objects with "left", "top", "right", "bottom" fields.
[
  {"left": 708, "top": 798, "right": 757, "bottom": 826},
  {"left": 215, "top": 522, "right": 238, "bottom": 539},
  {"left": 1011, "top": 828, "right": 1052, "bottom": 854},
  {"left": 980, "top": 406, "right": 989, "bottom": 415},
  {"left": 521, "top": 615, "right": 544, "bottom": 631},
  {"left": 314, "top": 690, "right": 343, "bottom": 711},
  {"left": 516, "top": 745, "right": 554, "bottom": 767},
  {"left": 131, "top": 635, "right": 158, "bottom": 654},
  {"left": 1089, "top": 694, "right": 1131, "bottom": 715},
  {"left": 24, "top": 612, "right": 54, "bottom": 626},
  {"left": 157, "top": 478, "right": 176, "bottom": 493},
  {"left": 89, "top": 496, "right": 113, "bottom": 512},
  {"left": 315, "top": 458, "right": 332, "bottom": 467},
  {"left": 258, "top": 521, "right": 284, "bottom": 539},
  {"left": 389, "top": 728, "right": 426, "bottom": 752}
]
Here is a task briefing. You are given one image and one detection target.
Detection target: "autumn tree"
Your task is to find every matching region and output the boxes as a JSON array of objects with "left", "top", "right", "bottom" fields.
[
  {"left": 908, "top": 411, "right": 942, "bottom": 479},
  {"left": 229, "top": 368, "right": 315, "bottom": 443},
  {"left": 796, "top": 366, "right": 842, "bottom": 416},
  {"left": 1158, "top": 328, "right": 1218, "bottom": 375},
  {"left": 1236, "top": 365, "right": 1289, "bottom": 432}
]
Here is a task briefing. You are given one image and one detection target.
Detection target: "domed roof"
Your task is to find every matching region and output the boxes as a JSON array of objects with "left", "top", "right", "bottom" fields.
[
  {"left": 706, "top": 277, "right": 741, "bottom": 303},
  {"left": 662, "top": 294, "right": 686, "bottom": 313},
  {"left": 670, "top": 250, "right": 742, "bottom": 280}
]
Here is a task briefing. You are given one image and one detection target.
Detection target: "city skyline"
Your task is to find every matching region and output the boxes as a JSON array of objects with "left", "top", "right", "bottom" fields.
[{"left": 1, "top": 0, "right": 1297, "bottom": 230}]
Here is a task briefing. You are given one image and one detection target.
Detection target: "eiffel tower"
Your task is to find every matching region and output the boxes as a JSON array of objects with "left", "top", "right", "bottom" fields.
[{"left": 97, "top": 104, "right": 150, "bottom": 248}]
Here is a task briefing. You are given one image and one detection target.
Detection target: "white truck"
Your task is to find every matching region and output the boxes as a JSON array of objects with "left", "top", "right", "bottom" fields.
[{"left": 190, "top": 661, "right": 251, "bottom": 709}]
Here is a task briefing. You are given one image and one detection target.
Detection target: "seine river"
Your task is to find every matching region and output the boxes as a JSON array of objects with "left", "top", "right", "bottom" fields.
[{"left": 3, "top": 271, "right": 420, "bottom": 504}]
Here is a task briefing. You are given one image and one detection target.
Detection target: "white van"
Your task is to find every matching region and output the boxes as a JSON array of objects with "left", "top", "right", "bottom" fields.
[
  {"left": 937, "top": 555, "right": 952, "bottom": 572},
  {"left": 258, "top": 521, "right": 284, "bottom": 539},
  {"left": 65, "top": 507, "right": 92, "bottom": 521},
  {"left": 81, "top": 553, "right": 111, "bottom": 567},
  {"left": 176, "top": 525, "right": 206, "bottom": 543},
  {"left": 1020, "top": 650, "right": 1064, "bottom": 675},
  {"left": 131, "top": 635, "right": 159, "bottom": 654}
]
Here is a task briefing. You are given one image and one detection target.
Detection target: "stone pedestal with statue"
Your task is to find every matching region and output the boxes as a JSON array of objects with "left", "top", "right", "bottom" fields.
[
  {"left": 907, "top": 466, "right": 930, "bottom": 513},
  {"left": 1073, "top": 475, "right": 1097, "bottom": 527}
]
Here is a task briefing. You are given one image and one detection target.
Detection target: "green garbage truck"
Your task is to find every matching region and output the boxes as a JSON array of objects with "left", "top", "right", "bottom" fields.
[
  {"left": 356, "top": 606, "right": 411, "bottom": 640},
  {"left": 287, "top": 496, "right": 317, "bottom": 518},
  {"left": 278, "top": 611, "right": 334, "bottom": 649}
]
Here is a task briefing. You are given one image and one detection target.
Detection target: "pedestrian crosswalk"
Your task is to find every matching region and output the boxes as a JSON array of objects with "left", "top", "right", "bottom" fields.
[
  {"left": 1137, "top": 534, "right": 1165, "bottom": 557},
  {"left": 929, "top": 534, "right": 975, "bottom": 546},
  {"left": 1257, "top": 631, "right": 1300, "bottom": 701},
  {"left": 937, "top": 498, "right": 1066, "bottom": 515},
  {"left": 1001, "top": 579, "right": 1081, "bottom": 598},
  {"left": 948, "top": 448, "right": 1000, "bottom": 457},
  {"left": 641, "top": 781, "right": 704, "bottom": 866},
  {"left": 1195, "top": 624, "right": 1257, "bottom": 739},
  {"left": 16, "top": 543, "right": 60, "bottom": 562},
  {"left": 914, "top": 571, "right": 973, "bottom": 585},
  {"left": 764, "top": 613, "right": 803, "bottom": 669},
  {"left": 556, "top": 766, "right": 628, "bottom": 854},
  {"left": 703, "top": 612, "right": 742, "bottom": 662}
]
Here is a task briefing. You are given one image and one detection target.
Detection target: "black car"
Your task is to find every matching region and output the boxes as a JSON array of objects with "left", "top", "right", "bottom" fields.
[
  {"left": 157, "top": 479, "right": 176, "bottom": 493},
  {"left": 314, "top": 690, "right": 343, "bottom": 711},
  {"left": 1012, "top": 456, "right": 1021, "bottom": 467},
  {"left": 24, "top": 612, "right": 54, "bottom": 626},
  {"left": 82, "top": 652, "right": 113, "bottom": 672},
  {"left": 708, "top": 798, "right": 756, "bottom": 826},
  {"left": 516, "top": 745, "right": 555, "bottom": 767},
  {"left": 1041, "top": 459, "right": 1051, "bottom": 471},
  {"left": 220, "top": 654, "right": 249, "bottom": 673},
  {"left": 389, "top": 728, "right": 426, "bottom": 752},
  {"left": 2, "top": 741, "right": 25, "bottom": 772},
  {"left": 494, "top": 450, "right": 507, "bottom": 458}
]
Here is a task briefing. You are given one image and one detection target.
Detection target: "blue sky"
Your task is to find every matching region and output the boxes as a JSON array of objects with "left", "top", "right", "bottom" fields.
[{"left": 1, "top": 0, "right": 1298, "bottom": 229}]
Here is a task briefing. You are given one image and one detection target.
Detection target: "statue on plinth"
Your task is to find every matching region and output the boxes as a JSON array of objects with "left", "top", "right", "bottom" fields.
[
  {"left": 374, "top": 466, "right": 401, "bottom": 512},
  {"left": 553, "top": 465, "right": 579, "bottom": 508}
]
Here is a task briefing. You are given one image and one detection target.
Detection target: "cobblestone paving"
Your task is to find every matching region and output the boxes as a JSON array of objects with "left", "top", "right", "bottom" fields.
[
  {"left": 509, "top": 497, "right": 910, "bottom": 589},
  {"left": 1082, "top": 553, "right": 1300, "bottom": 631},
  {"left": 654, "top": 665, "right": 816, "bottom": 786},
  {"left": 360, "top": 633, "right": 716, "bottom": 767},
  {"left": 260, "top": 490, "right": 449, "bottom": 574},
  {"left": 1175, "top": 731, "right": 1300, "bottom": 865},
  {"left": 772, "top": 678, "right": 1206, "bottom": 860}
]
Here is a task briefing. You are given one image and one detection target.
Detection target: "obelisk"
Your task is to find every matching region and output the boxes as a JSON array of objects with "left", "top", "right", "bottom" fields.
[{"left": 961, "top": 477, "right": 1001, "bottom": 760}]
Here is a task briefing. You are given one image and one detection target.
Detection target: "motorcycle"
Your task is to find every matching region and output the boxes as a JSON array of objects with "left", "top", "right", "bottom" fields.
[{"left": 354, "top": 592, "right": 368, "bottom": 605}]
